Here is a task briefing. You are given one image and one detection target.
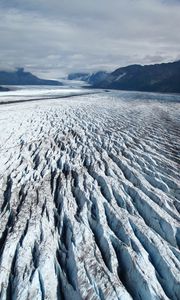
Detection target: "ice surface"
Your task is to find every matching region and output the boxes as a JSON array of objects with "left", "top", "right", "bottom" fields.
[
  {"left": 0, "top": 89, "right": 180, "bottom": 300},
  {"left": 0, "top": 85, "right": 96, "bottom": 104}
]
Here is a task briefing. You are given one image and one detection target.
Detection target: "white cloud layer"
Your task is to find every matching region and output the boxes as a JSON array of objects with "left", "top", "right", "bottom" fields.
[{"left": 0, "top": 0, "right": 180, "bottom": 78}]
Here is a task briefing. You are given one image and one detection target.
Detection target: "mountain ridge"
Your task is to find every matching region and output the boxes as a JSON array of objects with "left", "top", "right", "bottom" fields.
[
  {"left": 0, "top": 68, "right": 62, "bottom": 86},
  {"left": 92, "top": 60, "right": 180, "bottom": 93}
]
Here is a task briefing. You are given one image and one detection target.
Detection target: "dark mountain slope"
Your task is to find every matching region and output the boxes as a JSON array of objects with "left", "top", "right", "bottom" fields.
[
  {"left": 0, "top": 68, "right": 62, "bottom": 86},
  {"left": 93, "top": 61, "right": 180, "bottom": 93}
]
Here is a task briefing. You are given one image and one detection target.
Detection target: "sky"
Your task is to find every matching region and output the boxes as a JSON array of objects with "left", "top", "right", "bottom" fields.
[{"left": 0, "top": 0, "right": 180, "bottom": 79}]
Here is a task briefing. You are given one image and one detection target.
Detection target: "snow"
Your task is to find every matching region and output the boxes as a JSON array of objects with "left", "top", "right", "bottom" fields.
[
  {"left": 0, "top": 86, "right": 96, "bottom": 104},
  {"left": 115, "top": 73, "right": 126, "bottom": 81},
  {"left": 0, "top": 88, "right": 180, "bottom": 300}
]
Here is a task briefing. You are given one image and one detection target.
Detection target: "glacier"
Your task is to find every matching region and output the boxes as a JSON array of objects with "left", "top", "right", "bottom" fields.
[{"left": 0, "top": 88, "right": 180, "bottom": 300}]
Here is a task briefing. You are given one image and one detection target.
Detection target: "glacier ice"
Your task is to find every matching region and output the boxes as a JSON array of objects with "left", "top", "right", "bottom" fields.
[{"left": 0, "top": 90, "right": 180, "bottom": 300}]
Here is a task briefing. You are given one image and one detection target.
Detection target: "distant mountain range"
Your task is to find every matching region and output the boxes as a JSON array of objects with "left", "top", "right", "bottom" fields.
[
  {"left": 67, "top": 72, "right": 90, "bottom": 81},
  {"left": 1, "top": 61, "right": 180, "bottom": 93},
  {"left": 67, "top": 71, "right": 109, "bottom": 85},
  {"left": 68, "top": 61, "right": 180, "bottom": 93},
  {"left": 0, "top": 68, "right": 62, "bottom": 86}
]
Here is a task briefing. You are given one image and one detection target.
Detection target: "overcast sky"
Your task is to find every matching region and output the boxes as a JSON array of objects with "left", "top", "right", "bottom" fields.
[{"left": 0, "top": 0, "right": 180, "bottom": 79}]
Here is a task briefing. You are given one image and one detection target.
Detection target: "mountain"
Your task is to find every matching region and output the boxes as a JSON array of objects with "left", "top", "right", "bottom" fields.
[
  {"left": 93, "top": 61, "right": 180, "bottom": 93},
  {"left": 0, "top": 68, "right": 62, "bottom": 86},
  {"left": 67, "top": 72, "right": 90, "bottom": 81},
  {"left": 68, "top": 71, "right": 109, "bottom": 85},
  {"left": 88, "top": 71, "right": 109, "bottom": 85},
  {"left": 0, "top": 86, "right": 9, "bottom": 92}
]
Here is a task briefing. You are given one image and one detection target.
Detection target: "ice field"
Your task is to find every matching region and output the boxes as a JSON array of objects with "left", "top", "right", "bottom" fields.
[{"left": 0, "top": 88, "right": 180, "bottom": 300}]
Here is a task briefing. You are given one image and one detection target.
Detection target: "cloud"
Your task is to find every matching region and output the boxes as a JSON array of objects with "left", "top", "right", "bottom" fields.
[{"left": 0, "top": 0, "right": 179, "bottom": 78}]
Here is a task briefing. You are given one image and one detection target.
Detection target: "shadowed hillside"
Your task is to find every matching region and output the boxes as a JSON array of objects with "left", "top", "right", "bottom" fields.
[
  {"left": 0, "top": 68, "right": 62, "bottom": 86},
  {"left": 92, "top": 61, "right": 180, "bottom": 93}
]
